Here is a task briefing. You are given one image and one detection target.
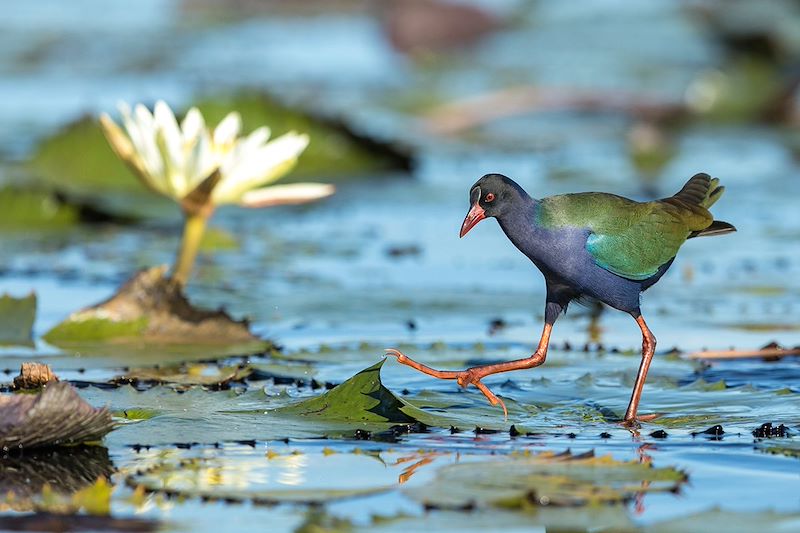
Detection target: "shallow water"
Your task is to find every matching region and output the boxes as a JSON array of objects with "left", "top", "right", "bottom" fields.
[{"left": 1, "top": 1, "right": 799, "bottom": 531}]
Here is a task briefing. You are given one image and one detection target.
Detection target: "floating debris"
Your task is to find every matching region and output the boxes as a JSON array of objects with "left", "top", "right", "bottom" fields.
[
  {"left": 12, "top": 363, "right": 59, "bottom": 390},
  {"left": 753, "top": 422, "right": 791, "bottom": 439}
]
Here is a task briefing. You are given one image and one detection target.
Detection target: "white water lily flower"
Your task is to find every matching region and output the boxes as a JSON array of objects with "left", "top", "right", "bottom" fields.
[{"left": 99, "top": 100, "right": 333, "bottom": 210}]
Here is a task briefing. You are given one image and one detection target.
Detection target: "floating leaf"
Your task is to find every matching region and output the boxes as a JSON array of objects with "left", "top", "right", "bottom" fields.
[
  {"left": 126, "top": 451, "right": 394, "bottom": 505},
  {"left": 116, "top": 363, "right": 253, "bottom": 388},
  {"left": 0, "top": 382, "right": 114, "bottom": 449},
  {"left": 274, "top": 360, "right": 417, "bottom": 425},
  {"left": 44, "top": 266, "right": 265, "bottom": 347},
  {"left": 361, "top": 507, "right": 637, "bottom": 533},
  {"left": 0, "top": 187, "right": 80, "bottom": 229},
  {"left": 194, "top": 93, "right": 411, "bottom": 180},
  {"left": 27, "top": 115, "right": 172, "bottom": 219},
  {"left": 0, "top": 292, "right": 36, "bottom": 347},
  {"left": 404, "top": 450, "right": 686, "bottom": 510}
]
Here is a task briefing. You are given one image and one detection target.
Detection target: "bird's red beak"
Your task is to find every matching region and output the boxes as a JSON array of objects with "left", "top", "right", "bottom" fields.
[{"left": 460, "top": 202, "right": 486, "bottom": 238}]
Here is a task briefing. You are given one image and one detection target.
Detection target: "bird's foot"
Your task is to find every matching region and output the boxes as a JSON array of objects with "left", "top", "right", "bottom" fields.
[
  {"left": 384, "top": 349, "right": 508, "bottom": 419},
  {"left": 621, "top": 413, "right": 661, "bottom": 428}
]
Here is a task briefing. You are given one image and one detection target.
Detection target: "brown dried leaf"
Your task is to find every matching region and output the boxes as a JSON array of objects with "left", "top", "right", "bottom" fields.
[
  {"left": 13, "top": 363, "right": 59, "bottom": 390},
  {"left": 0, "top": 382, "right": 113, "bottom": 449}
]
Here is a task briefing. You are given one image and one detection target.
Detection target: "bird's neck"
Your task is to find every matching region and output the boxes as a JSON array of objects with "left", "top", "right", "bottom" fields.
[{"left": 496, "top": 197, "right": 548, "bottom": 260}]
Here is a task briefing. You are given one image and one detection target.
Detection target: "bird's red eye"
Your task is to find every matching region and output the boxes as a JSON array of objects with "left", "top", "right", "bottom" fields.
[{"left": 485, "top": 193, "right": 495, "bottom": 202}]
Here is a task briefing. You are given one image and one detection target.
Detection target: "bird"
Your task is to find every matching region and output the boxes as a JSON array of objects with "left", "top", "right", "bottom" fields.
[{"left": 386, "top": 172, "right": 735, "bottom": 424}]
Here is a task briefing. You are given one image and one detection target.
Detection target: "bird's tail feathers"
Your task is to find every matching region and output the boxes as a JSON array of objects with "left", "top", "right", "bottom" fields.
[{"left": 672, "top": 172, "right": 725, "bottom": 209}]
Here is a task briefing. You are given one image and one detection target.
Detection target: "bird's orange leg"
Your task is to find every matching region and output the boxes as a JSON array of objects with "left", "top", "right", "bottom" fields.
[
  {"left": 385, "top": 323, "right": 553, "bottom": 418},
  {"left": 623, "top": 315, "right": 658, "bottom": 425}
]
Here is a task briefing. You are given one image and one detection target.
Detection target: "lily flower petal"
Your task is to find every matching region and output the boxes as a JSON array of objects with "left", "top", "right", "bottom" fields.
[
  {"left": 154, "top": 101, "right": 186, "bottom": 196},
  {"left": 213, "top": 132, "right": 309, "bottom": 204},
  {"left": 213, "top": 111, "right": 242, "bottom": 147},
  {"left": 239, "top": 183, "right": 335, "bottom": 208},
  {"left": 100, "top": 102, "right": 327, "bottom": 211},
  {"left": 181, "top": 107, "right": 205, "bottom": 144},
  {"left": 99, "top": 113, "right": 156, "bottom": 193}
]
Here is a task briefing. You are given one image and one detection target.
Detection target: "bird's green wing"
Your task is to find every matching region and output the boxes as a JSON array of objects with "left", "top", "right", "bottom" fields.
[{"left": 538, "top": 191, "right": 714, "bottom": 280}]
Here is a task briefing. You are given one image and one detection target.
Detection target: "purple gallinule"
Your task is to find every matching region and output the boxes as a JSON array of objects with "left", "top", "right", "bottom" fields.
[{"left": 387, "top": 172, "right": 735, "bottom": 424}]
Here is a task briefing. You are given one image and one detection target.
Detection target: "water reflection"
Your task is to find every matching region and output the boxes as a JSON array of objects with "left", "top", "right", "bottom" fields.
[{"left": 0, "top": 445, "right": 114, "bottom": 511}]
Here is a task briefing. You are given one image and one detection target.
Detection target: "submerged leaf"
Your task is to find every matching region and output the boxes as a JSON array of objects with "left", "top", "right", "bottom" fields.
[
  {"left": 0, "top": 382, "right": 114, "bottom": 449},
  {"left": 405, "top": 450, "right": 686, "bottom": 510},
  {"left": 0, "top": 292, "right": 36, "bottom": 347}
]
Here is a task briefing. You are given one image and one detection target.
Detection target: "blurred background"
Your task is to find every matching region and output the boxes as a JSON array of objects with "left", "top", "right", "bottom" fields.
[
  {"left": 2, "top": 1, "right": 800, "bottom": 531},
  {"left": 2, "top": 0, "right": 799, "bottom": 350}
]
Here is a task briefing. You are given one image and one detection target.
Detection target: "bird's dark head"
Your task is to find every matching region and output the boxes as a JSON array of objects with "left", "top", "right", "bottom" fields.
[{"left": 460, "top": 173, "right": 527, "bottom": 237}]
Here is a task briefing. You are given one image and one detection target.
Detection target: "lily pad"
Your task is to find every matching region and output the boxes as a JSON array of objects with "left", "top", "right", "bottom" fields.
[
  {"left": 127, "top": 455, "right": 392, "bottom": 505},
  {"left": 0, "top": 292, "right": 36, "bottom": 347},
  {"left": 404, "top": 450, "right": 686, "bottom": 509},
  {"left": 43, "top": 266, "right": 266, "bottom": 348},
  {"left": 0, "top": 187, "right": 80, "bottom": 230},
  {"left": 274, "top": 360, "right": 417, "bottom": 425},
  {"left": 0, "top": 382, "right": 114, "bottom": 449},
  {"left": 194, "top": 93, "right": 412, "bottom": 180},
  {"left": 360, "top": 507, "right": 638, "bottom": 533},
  {"left": 116, "top": 363, "right": 253, "bottom": 388},
  {"left": 122, "top": 448, "right": 471, "bottom": 506},
  {"left": 27, "top": 115, "right": 173, "bottom": 219}
]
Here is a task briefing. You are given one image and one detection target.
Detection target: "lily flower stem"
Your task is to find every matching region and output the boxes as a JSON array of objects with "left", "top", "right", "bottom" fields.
[{"left": 172, "top": 211, "right": 210, "bottom": 287}]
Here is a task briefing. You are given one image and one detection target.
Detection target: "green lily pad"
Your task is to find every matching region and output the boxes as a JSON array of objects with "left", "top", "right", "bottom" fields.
[
  {"left": 123, "top": 448, "right": 483, "bottom": 507},
  {"left": 43, "top": 316, "right": 149, "bottom": 344},
  {"left": 194, "top": 93, "right": 411, "bottom": 180},
  {"left": 360, "top": 507, "right": 638, "bottom": 533},
  {"left": 274, "top": 360, "right": 417, "bottom": 425},
  {"left": 0, "top": 187, "right": 80, "bottom": 230},
  {"left": 404, "top": 449, "right": 686, "bottom": 510},
  {"left": 127, "top": 455, "right": 392, "bottom": 505},
  {"left": 27, "top": 115, "right": 172, "bottom": 219},
  {"left": 0, "top": 292, "right": 36, "bottom": 347}
]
